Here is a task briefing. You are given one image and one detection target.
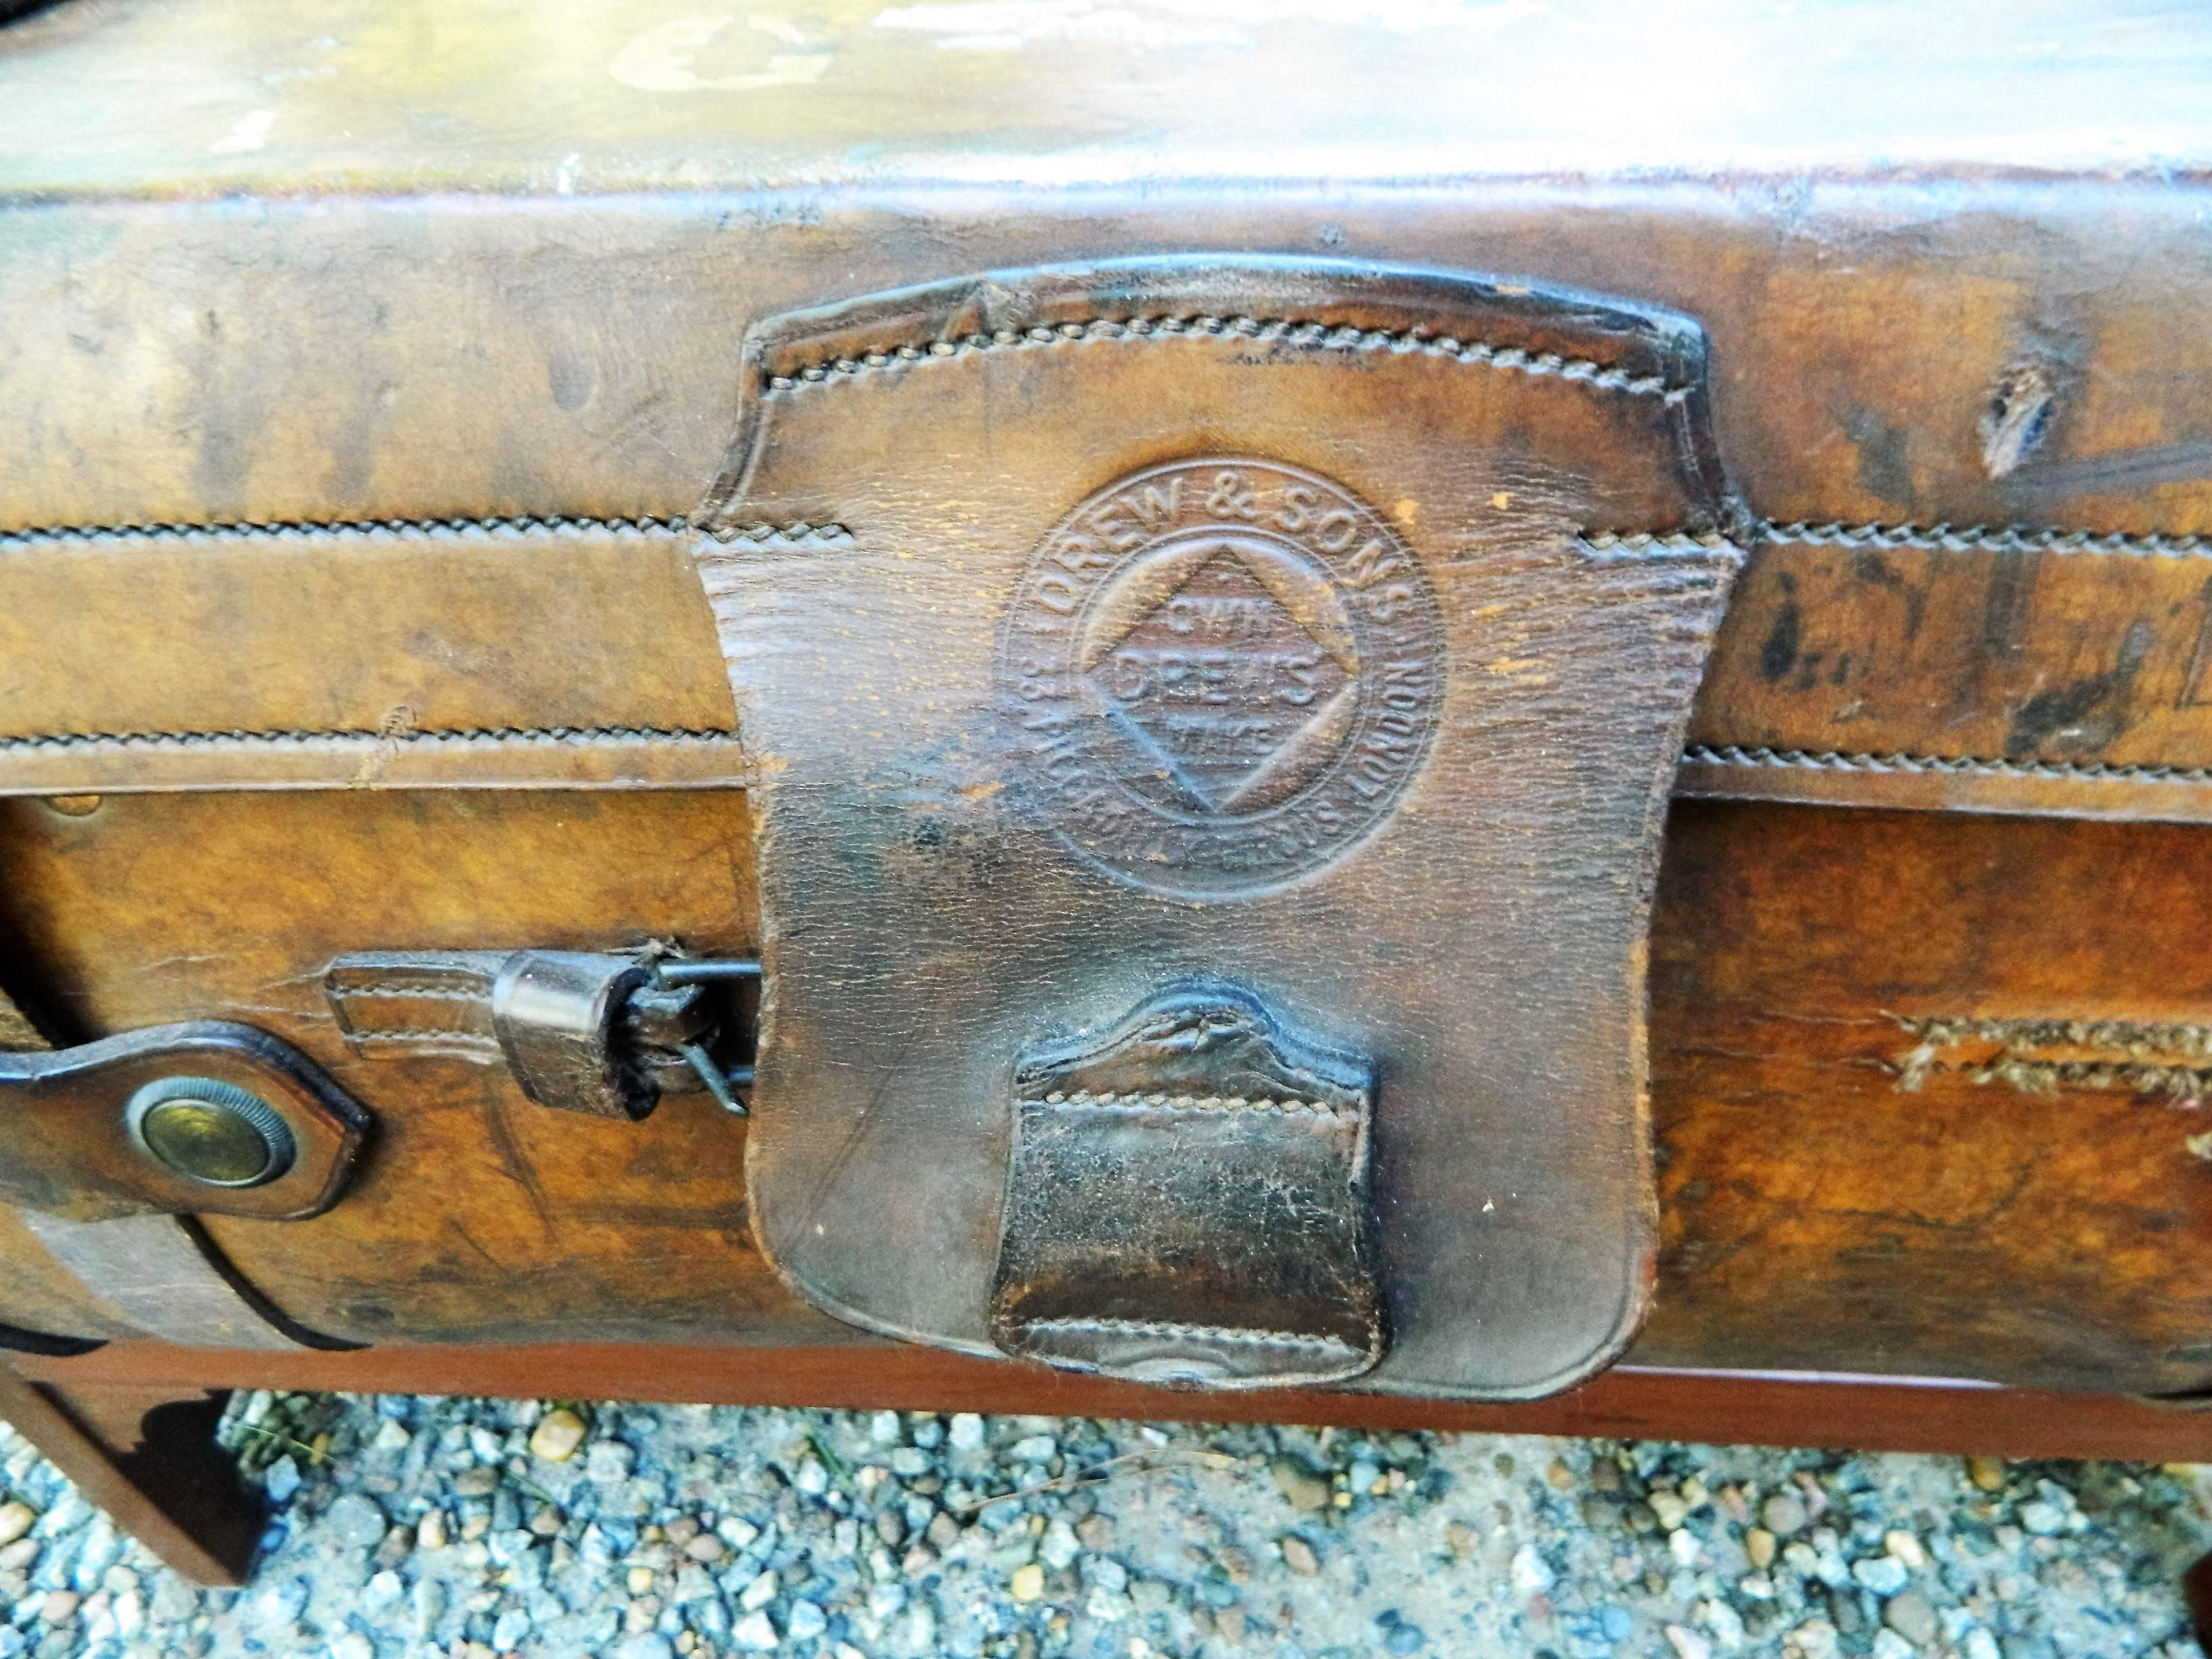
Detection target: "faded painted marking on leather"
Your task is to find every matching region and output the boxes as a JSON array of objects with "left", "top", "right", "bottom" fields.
[{"left": 1001, "top": 458, "right": 1444, "bottom": 897}]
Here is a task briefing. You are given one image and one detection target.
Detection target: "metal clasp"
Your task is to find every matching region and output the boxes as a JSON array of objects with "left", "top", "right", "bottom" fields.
[{"left": 325, "top": 949, "right": 760, "bottom": 1120}]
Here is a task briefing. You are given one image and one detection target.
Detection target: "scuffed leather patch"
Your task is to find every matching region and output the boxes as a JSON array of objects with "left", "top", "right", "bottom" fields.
[{"left": 991, "top": 986, "right": 1382, "bottom": 1389}]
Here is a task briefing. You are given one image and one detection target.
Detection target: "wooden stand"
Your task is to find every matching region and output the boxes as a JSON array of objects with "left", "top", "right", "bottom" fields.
[
  {"left": 8, "top": 1340, "right": 2212, "bottom": 1591},
  {"left": 0, "top": 1366, "right": 258, "bottom": 1585}
]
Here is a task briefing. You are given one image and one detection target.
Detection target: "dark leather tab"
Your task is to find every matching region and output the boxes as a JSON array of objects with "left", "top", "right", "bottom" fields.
[
  {"left": 992, "top": 986, "right": 1381, "bottom": 1389},
  {"left": 699, "top": 257, "right": 1742, "bottom": 1399}
]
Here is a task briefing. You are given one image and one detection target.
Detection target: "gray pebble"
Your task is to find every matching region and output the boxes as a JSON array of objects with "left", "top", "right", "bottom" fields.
[
  {"left": 1885, "top": 1590, "right": 1940, "bottom": 1645},
  {"left": 1271, "top": 1458, "right": 1331, "bottom": 1514},
  {"left": 408, "top": 1576, "right": 446, "bottom": 1637},
  {"left": 1853, "top": 1555, "right": 1910, "bottom": 1596},
  {"left": 324, "top": 1493, "right": 388, "bottom": 1551},
  {"left": 1038, "top": 1519, "right": 1080, "bottom": 1571},
  {"left": 1385, "top": 1618, "right": 1428, "bottom": 1655},
  {"left": 0, "top": 1377, "right": 2177, "bottom": 1659},
  {"left": 731, "top": 1610, "right": 778, "bottom": 1651},
  {"left": 264, "top": 1456, "right": 302, "bottom": 1505},
  {"left": 1761, "top": 1492, "right": 1809, "bottom": 1536}
]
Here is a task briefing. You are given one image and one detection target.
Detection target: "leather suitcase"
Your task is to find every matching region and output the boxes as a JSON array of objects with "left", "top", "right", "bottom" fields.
[{"left": 5, "top": 0, "right": 2212, "bottom": 1585}]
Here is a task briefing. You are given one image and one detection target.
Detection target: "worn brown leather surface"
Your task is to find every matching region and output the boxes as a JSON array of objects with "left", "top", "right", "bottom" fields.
[
  {"left": 7, "top": 792, "right": 2212, "bottom": 1393},
  {"left": 4, "top": 0, "right": 2212, "bottom": 1401}
]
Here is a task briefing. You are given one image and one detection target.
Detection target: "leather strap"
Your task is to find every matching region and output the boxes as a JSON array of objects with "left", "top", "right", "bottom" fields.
[
  {"left": 0, "top": 984, "right": 364, "bottom": 1349},
  {"left": 20, "top": 1212, "right": 325, "bottom": 1352}
]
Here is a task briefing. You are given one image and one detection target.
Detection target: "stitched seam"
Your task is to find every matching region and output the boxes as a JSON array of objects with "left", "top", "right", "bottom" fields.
[
  {"left": 1, "top": 509, "right": 2195, "bottom": 560},
  {"left": 1579, "top": 531, "right": 1740, "bottom": 555},
  {"left": 1025, "top": 1089, "right": 1365, "bottom": 1122},
  {"left": 0, "top": 515, "right": 846, "bottom": 549},
  {"left": 1893, "top": 1016, "right": 2212, "bottom": 1099},
  {"left": 342, "top": 1030, "right": 500, "bottom": 1046},
  {"left": 0, "top": 724, "right": 741, "bottom": 752},
  {"left": 1681, "top": 743, "right": 2212, "bottom": 787},
  {"left": 763, "top": 315, "right": 1694, "bottom": 405},
  {"left": 1910, "top": 1058, "right": 2212, "bottom": 1098},
  {"left": 1765, "top": 521, "right": 2212, "bottom": 559},
  {"left": 1898, "top": 1015, "right": 2212, "bottom": 1057},
  {"left": 1014, "top": 1317, "right": 1361, "bottom": 1351},
  {"left": 329, "top": 985, "right": 490, "bottom": 1002}
]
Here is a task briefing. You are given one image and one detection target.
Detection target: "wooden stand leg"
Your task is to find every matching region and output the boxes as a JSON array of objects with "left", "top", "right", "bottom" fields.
[
  {"left": 0, "top": 1364, "right": 256, "bottom": 1586},
  {"left": 2186, "top": 1548, "right": 2212, "bottom": 1651}
]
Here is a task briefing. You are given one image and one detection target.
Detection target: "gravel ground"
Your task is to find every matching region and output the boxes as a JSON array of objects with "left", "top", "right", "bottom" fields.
[{"left": 0, "top": 1393, "right": 2204, "bottom": 1658}]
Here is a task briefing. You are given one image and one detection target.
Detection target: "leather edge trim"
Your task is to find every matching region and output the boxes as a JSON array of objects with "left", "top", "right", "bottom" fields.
[
  {"left": 695, "top": 254, "right": 1734, "bottom": 532},
  {"left": 0, "top": 727, "right": 750, "bottom": 796},
  {"left": 0, "top": 514, "right": 844, "bottom": 546},
  {"left": 1765, "top": 520, "right": 2212, "bottom": 558},
  {"left": 1678, "top": 743, "right": 2212, "bottom": 824},
  {"left": 1, "top": 510, "right": 2192, "bottom": 564}
]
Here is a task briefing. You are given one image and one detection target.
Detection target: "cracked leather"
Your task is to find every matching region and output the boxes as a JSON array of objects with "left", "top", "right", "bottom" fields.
[{"left": 697, "top": 257, "right": 1743, "bottom": 1400}]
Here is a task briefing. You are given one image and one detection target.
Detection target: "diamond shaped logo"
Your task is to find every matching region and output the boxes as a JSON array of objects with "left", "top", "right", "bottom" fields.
[{"left": 1084, "top": 544, "right": 1353, "bottom": 814}]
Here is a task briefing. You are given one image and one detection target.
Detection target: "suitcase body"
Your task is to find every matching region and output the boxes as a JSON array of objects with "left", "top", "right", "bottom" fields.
[{"left": 6, "top": 1, "right": 2212, "bottom": 1578}]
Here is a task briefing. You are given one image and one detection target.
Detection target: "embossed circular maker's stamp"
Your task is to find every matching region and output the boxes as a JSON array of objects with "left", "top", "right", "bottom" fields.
[{"left": 1000, "top": 458, "right": 1446, "bottom": 898}]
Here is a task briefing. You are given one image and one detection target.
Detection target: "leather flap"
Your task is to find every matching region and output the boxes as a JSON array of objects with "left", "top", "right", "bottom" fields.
[{"left": 696, "top": 257, "right": 1742, "bottom": 1399}]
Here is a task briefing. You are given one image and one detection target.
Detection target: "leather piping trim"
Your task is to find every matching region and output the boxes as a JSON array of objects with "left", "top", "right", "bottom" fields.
[
  {"left": 758, "top": 312, "right": 1698, "bottom": 404},
  {"left": 0, "top": 514, "right": 848, "bottom": 548},
  {"left": 0, "top": 511, "right": 2187, "bottom": 560},
  {"left": 1027, "top": 1089, "right": 1366, "bottom": 1123},
  {"left": 1676, "top": 744, "right": 2212, "bottom": 830},
  {"left": 1680, "top": 744, "right": 2212, "bottom": 787},
  {"left": 0, "top": 724, "right": 739, "bottom": 752},
  {"left": 1010, "top": 1317, "right": 1368, "bottom": 1353},
  {"left": 1763, "top": 521, "right": 2212, "bottom": 558}
]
